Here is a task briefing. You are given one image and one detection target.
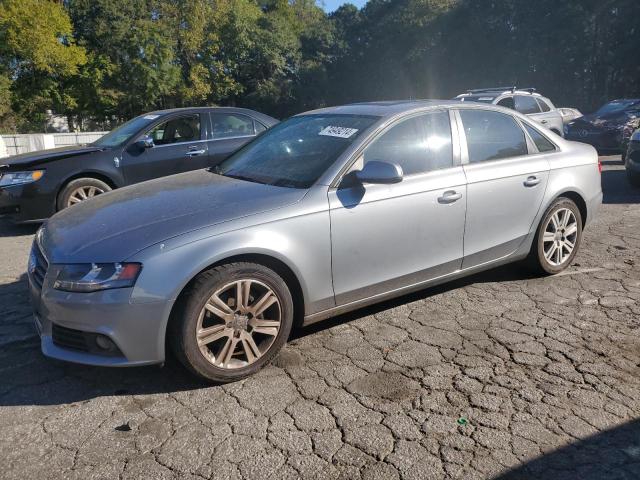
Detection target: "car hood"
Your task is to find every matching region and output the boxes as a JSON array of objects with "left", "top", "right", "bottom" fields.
[
  {"left": 1, "top": 144, "right": 108, "bottom": 170},
  {"left": 40, "top": 170, "right": 307, "bottom": 263},
  {"left": 570, "top": 111, "right": 635, "bottom": 129}
]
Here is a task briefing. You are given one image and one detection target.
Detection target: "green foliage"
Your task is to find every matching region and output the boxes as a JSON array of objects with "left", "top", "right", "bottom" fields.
[{"left": 0, "top": 0, "right": 638, "bottom": 132}]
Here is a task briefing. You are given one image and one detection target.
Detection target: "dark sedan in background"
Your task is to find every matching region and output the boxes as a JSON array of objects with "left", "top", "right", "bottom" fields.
[
  {"left": 625, "top": 128, "right": 640, "bottom": 187},
  {"left": 0, "top": 107, "right": 278, "bottom": 222},
  {"left": 565, "top": 99, "right": 640, "bottom": 153}
]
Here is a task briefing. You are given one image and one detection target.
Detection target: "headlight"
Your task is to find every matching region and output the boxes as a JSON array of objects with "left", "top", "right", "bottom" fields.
[
  {"left": 0, "top": 170, "right": 44, "bottom": 186},
  {"left": 53, "top": 263, "right": 142, "bottom": 292}
]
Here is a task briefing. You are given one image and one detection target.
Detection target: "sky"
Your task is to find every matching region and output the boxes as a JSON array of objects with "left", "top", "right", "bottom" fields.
[{"left": 318, "top": 0, "right": 367, "bottom": 13}]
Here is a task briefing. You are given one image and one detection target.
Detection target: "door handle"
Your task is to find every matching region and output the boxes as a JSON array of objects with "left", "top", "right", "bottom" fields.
[
  {"left": 524, "top": 176, "right": 541, "bottom": 187},
  {"left": 438, "top": 190, "right": 463, "bottom": 204},
  {"left": 541, "top": 120, "right": 548, "bottom": 124},
  {"left": 186, "top": 148, "right": 206, "bottom": 157}
]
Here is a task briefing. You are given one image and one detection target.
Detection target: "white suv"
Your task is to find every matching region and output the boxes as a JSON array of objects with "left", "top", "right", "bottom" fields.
[{"left": 455, "top": 87, "right": 564, "bottom": 137}]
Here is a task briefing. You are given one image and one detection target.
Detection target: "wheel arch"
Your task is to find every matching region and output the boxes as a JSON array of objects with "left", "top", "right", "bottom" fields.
[
  {"left": 56, "top": 171, "right": 119, "bottom": 210},
  {"left": 555, "top": 190, "right": 588, "bottom": 227},
  {"left": 167, "top": 252, "right": 307, "bottom": 339}
]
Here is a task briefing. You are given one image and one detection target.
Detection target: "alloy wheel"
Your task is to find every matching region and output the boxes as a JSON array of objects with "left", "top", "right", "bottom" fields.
[
  {"left": 542, "top": 207, "right": 578, "bottom": 266},
  {"left": 196, "top": 279, "right": 281, "bottom": 369},
  {"left": 67, "top": 185, "right": 106, "bottom": 206}
]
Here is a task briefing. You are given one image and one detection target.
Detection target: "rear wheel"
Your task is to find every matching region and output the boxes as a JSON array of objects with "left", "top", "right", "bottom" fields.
[
  {"left": 528, "top": 197, "right": 582, "bottom": 275},
  {"left": 169, "top": 262, "right": 294, "bottom": 383},
  {"left": 627, "top": 168, "right": 640, "bottom": 187},
  {"left": 58, "top": 177, "right": 111, "bottom": 210}
]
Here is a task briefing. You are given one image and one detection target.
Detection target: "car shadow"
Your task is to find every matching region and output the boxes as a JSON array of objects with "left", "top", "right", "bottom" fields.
[
  {"left": 0, "top": 262, "right": 539, "bottom": 407},
  {"left": 601, "top": 169, "right": 640, "bottom": 204},
  {"left": 0, "top": 219, "right": 40, "bottom": 238},
  {"left": 493, "top": 418, "right": 640, "bottom": 479}
]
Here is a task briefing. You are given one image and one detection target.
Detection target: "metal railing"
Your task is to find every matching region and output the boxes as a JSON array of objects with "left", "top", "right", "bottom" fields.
[{"left": 0, "top": 132, "right": 108, "bottom": 157}]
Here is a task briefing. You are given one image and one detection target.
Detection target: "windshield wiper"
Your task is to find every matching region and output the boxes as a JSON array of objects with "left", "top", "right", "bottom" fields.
[{"left": 223, "top": 173, "right": 266, "bottom": 185}]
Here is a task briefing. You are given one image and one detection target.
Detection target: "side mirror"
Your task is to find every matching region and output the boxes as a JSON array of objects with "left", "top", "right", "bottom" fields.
[
  {"left": 134, "top": 136, "right": 154, "bottom": 150},
  {"left": 355, "top": 161, "right": 403, "bottom": 184}
]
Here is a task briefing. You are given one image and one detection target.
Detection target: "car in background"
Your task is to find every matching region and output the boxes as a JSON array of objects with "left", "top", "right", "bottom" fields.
[
  {"left": 625, "top": 128, "right": 640, "bottom": 187},
  {"left": 558, "top": 107, "right": 582, "bottom": 124},
  {"left": 29, "top": 100, "right": 602, "bottom": 382},
  {"left": 621, "top": 117, "right": 640, "bottom": 161},
  {"left": 454, "top": 87, "right": 564, "bottom": 136},
  {"left": 0, "top": 107, "right": 278, "bottom": 222},
  {"left": 565, "top": 99, "right": 640, "bottom": 154}
]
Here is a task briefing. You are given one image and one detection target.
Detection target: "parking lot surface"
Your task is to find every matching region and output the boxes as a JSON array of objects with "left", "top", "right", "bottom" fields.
[{"left": 1, "top": 158, "right": 639, "bottom": 479}]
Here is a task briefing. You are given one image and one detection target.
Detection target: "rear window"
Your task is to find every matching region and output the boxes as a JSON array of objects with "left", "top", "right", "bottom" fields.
[
  {"left": 523, "top": 123, "right": 556, "bottom": 153},
  {"left": 536, "top": 98, "right": 551, "bottom": 112}
]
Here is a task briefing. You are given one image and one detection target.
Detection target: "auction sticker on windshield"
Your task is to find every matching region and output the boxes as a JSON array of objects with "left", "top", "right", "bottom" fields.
[{"left": 319, "top": 126, "right": 359, "bottom": 138}]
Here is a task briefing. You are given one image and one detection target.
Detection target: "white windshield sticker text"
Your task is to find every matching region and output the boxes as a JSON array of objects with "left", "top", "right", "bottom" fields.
[{"left": 319, "top": 126, "right": 358, "bottom": 138}]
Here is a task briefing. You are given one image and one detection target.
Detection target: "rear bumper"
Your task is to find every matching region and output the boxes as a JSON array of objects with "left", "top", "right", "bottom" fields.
[
  {"left": 586, "top": 189, "right": 603, "bottom": 227},
  {"left": 29, "top": 263, "right": 171, "bottom": 367}
]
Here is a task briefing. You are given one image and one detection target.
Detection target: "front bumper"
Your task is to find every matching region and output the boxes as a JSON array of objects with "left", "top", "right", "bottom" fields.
[
  {"left": 625, "top": 141, "right": 640, "bottom": 174},
  {"left": 29, "top": 260, "right": 170, "bottom": 367},
  {"left": 565, "top": 128, "right": 622, "bottom": 152},
  {"left": 0, "top": 182, "right": 55, "bottom": 222}
]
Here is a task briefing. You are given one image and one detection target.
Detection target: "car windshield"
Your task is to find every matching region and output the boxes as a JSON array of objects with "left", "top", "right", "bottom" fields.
[
  {"left": 596, "top": 100, "right": 640, "bottom": 116},
  {"left": 93, "top": 114, "right": 160, "bottom": 147},
  {"left": 214, "top": 114, "right": 379, "bottom": 189}
]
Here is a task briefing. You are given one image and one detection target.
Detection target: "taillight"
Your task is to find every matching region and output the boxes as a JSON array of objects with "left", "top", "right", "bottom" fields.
[{"left": 598, "top": 158, "right": 602, "bottom": 174}]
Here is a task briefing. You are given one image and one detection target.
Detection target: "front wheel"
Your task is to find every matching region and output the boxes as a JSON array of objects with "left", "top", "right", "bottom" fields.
[
  {"left": 169, "top": 262, "right": 294, "bottom": 383},
  {"left": 528, "top": 198, "right": 583, "bottom": 275},
  {"left": 58, "top": 177, "right": 111, "bottom": 210}
]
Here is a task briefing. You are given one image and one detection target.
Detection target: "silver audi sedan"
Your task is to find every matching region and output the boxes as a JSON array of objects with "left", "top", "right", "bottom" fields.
[{"left": 29, "top": 100, "right": 602, "bottom": 382}]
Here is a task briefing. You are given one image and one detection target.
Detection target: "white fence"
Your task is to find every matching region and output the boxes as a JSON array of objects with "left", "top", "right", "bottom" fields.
[{"left": 0, "top": 132, "right": 107, "bottom": 157}]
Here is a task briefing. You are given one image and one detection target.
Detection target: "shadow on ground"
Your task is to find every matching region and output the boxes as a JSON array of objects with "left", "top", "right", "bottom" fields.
[{"left": 494, "top": 419, "right": 640, "bottom": 479}]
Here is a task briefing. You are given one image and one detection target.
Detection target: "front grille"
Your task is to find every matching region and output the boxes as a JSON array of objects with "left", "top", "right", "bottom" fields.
[
  {"left": 30, "top": 243, "right": 48, "bottom": 289},
  {"left": 52, "top": 324, "right": 90, "bottom": 352}
]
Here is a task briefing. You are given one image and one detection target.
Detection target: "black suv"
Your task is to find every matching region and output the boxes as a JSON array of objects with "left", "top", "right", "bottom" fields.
[{"left": 0, "top": 107, "right": 278, "bottom": 222}]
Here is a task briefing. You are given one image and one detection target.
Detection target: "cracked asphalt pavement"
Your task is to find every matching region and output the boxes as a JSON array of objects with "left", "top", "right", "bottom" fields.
[{"left": 1, "top": 157, "right": 640, "bottom": 479}]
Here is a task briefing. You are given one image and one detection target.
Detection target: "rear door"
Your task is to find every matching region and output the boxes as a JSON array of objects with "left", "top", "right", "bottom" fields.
[
  {"left": 329, "top": 110, "right": 467, "bottom": 305},
  {"left": 207, "top": 113, "right": 260, "bottom": 168},
  {"left": 122, "top": 113, "right": 208, "bottom": 184},
  {"left": 456, "top": 108, "right": 551, "bottom": 268}
]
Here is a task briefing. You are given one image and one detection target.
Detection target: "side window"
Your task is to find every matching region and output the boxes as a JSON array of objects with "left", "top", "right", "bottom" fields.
[
  {"left": 514, "top": 96, "right": 541, "bottom": 114},
  {"left": 211, "top": 114, "right": 255, "bottom": 139},
  {"left": 536, "top": 98, "right": 551, "bottom": 112},
  {"left": 254, "top": 120, "right": 267, "bottom": 134},
  {"left": 363, "top": 111, "right": 453, "bottom": 176},
  {"left": 146, "top": 115, "right": 201, "bottom": 145},
  {"left": 459, "top": 109, "right": 528, "bottom": 163},
  {"left": 523, "top": 123, "right": 556, "bottom": 153},
  {"left": 497, "top": 97, "right": 515, "bottom": 110}
]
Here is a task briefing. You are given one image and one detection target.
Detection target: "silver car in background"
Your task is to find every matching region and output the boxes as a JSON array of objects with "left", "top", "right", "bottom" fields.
[
  {"left": 456, "top": 87, "right": 565, "bottom": 137},
  {"left": 29, "top": 100, "right": 602, "bottom": 382}
]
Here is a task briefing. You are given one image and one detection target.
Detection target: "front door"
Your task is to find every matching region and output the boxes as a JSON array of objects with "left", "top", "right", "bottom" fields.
[
  {"left": 329, "top": 110, "right": 467, "bottom": 306},
  {"left": 456, "top": 108, "right": 550, "bottom": 268},
  {"left": 122, "top": 113, "right": 208, "bottom": 184}
]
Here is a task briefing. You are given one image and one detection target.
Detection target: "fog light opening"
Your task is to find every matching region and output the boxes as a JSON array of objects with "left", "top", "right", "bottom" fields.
[{"left": 95, "top": 334, "right": 117, "bottom": 352}]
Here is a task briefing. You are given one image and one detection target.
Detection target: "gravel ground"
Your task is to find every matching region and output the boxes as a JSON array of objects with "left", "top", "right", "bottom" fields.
[{"left": 1, "top": 157, "right": 639, "bottom": 480}]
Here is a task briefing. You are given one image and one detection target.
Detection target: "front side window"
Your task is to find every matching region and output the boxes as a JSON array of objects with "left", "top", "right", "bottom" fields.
[
  {"left": 497, "top": 97, "right": 515, "bottom": 110},
  {"left": 515, "top": 96, "right": 541, "bottom": 114},
  {"left": 524, "top": 123, "right": 556, "bottom": 153},
  {"left": 459, "top": 109, "right": 528, "bottom": 163},
  {"left": 363, "top": 111, "right": 453, "bottom": 175},
  {"left": 146, "top": 114, "right": 201, "bottom": 145},
  {"left": 211, "top": 114, "right": 255, "bottom": 139},
  {"left": 215, "top": 114, "right": 378, "bottom": 189},
  {"left": 93, "top": 115, "right": 157, "bottom": 147}
]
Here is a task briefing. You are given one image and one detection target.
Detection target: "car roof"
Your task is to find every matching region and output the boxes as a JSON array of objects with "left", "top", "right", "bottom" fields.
[
  {"left": 143, "top": 106, "right": 278, "bottom": 124},
  {"left": 299, "top": 100, "right": 464, "bottom": 119},
  {"left": 456, "top": 90, "right": 542, "bottom": 98}
]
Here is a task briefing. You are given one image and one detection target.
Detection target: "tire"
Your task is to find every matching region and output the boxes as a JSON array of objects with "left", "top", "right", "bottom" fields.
[
  {"left": 527, "top": 197, "right": 583, "bottom": 275},
  {"left": 169, "top": 262, "right": 294, "bottom": 383},
  {"left": 57, "top": 177, "right": 112, "bottom": 210}
]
